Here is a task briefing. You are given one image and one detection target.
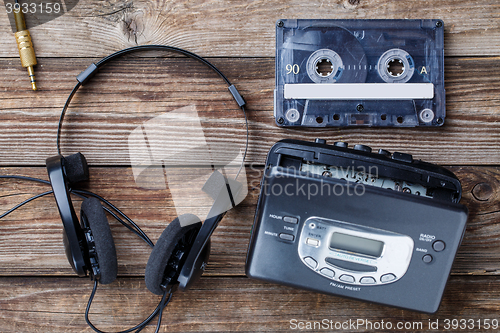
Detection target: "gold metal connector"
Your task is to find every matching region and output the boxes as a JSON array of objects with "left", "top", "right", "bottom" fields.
[
  {"left": 13, "top": 3, "right": 38, "bottom": 90},
  {"left": 27, "top": 65, "right": 37, "bottom": 91}
]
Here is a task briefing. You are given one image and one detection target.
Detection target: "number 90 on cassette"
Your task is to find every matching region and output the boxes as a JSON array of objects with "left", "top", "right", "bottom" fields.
[{"left": 274, "top": 19, "right": 445, "bottom": 127}]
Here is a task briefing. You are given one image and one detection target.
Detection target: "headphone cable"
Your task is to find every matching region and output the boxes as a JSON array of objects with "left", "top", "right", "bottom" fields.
[
  {"left": 0, "top": 177, "right": 167, "bottom": 332},
  {"left": 85, "top": 279, "right": 173, "bottom": 333},
  {"left": 0, "top": 190, "right": 53, "bottom": 219},
  {"left": 72, "top": 188, "right": 154, "bottom": 247},
  {"left": 0, "top": 175, "right": 153, "bottom": 247}
]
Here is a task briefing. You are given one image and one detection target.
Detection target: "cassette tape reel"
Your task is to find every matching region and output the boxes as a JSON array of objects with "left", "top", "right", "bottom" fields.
[{"left": 275, "top": 19, "right": 445, "bottom": 127}]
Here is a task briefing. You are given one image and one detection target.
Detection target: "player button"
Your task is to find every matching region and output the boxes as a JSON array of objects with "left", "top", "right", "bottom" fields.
[
  {"left": 433, "top": 240, "right": 446, "bottom": 252},
  {"left": 380, "top": 273, "right": 397, "bottom": 283},
  {"left": 283, "top": 216, "right": 298, "bottom": 224},
  {"left": 339, "top": 274, "right": 355, "bottom": 283},
  {"left": 304, "top": 257, "right": 317, "bottom": 269},
  {"left": 353, "top": 144, "right": 372, "bottom": 153},
  {"left": 320, "top": 268, "right": 335, "bottom": 278},
  {"left": 306, "top": 238, "right": 320, "bottom": 247},
  {"left": 360, "top": 277, "right": 376, "bottom": 284},
  {"left": 315, "top": 138, "right": 326, "bottom": 144},
  {"left": 279, "top": 233, "right": 294, "bottom": 241},
  {"left": 334, "top": 141, "right": 348, "bottom": 148},
  {"left": 423, "top": 254, "right": 433, "bottom": 263},
  {"left": 392, "top": 152, "right": 413, "bottom": 163}
]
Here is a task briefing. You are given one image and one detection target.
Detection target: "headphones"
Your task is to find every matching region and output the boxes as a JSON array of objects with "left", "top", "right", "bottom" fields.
[{"left": 44, "top": 45, "right": 247, "bottom": 332}]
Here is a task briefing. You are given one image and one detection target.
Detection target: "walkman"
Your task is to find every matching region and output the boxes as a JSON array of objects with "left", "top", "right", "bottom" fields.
[{"left": 246, "top": 139, "right": 468, "bottom": 313}]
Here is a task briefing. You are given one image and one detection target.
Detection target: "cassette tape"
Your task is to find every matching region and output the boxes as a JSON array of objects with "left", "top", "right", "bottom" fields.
[{"left": 274, "top": 19, "right": 445, "bottom": 127}]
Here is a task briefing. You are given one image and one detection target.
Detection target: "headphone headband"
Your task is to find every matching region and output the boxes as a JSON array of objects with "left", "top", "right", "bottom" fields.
[
  {"left": 56, "top": 44, "right": 247, "bottom": 156},
  {"left": 46, "top": 155, "right": 87, "bottom": 276}
]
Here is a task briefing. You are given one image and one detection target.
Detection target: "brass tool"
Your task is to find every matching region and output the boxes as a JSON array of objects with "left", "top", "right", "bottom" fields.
[{"left": 13, "top": 0, "right": 37, "bottom": 90}]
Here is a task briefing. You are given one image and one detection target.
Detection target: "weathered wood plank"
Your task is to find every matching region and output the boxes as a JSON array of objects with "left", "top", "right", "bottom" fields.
[
  {"left": 1, "top": 0, "right": 500, "bottom": 58},
  {"left": 0, "top": 1, "right": 498, "bottom": 331},
  {"left": 0, "top": 57, "right": 499, "bottom": 166},
  {"left": 0, "top": 276, "right": 499, "bottom": 333},
  {"left": 1, "top": 166, "right": 499, "bottom": 276}
]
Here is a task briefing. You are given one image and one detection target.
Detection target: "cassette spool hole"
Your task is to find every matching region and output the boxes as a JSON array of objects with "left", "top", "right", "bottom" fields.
[
  {"left": 387, "top": 58, "right": 405, "bottom": 77},
  {"left": 306, "top": 49, "right": 344, "bottom": 83},
  {"left": 316, "top": 58, "right": 334, "bottom": 77},
  {"left": 377, "top": 49, "right": 414, "bottom": 83}
]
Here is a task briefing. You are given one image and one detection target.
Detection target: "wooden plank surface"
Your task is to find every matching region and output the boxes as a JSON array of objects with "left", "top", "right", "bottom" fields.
[
  {"left": 1, "top": 276, "right": 500, "bottom": 333},
  {"left": 1, "top": 0, "right": 500, "bottom": 58},
  {"left": 0, "top": 57, "right": 499, "bottom": 166},
  {"left": 1, "top": 166, "right": 499, "bottom": 276}
]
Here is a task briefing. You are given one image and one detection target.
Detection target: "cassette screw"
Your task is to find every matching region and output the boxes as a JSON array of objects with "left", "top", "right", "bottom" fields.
[
  {"left": 436, "top": 21, "right": 443, "bottom": 28},
  {"left": 277, "top": 21, "right": 284, "bottom": 27},
  {"left": 356, "top": 104, "right": 364, "bottom": 112},
  {"left": 277, "top": 117, "right": 285, "bottom": 124}
]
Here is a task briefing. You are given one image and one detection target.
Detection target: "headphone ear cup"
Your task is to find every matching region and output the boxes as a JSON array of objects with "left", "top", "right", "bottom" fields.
[
  {"left": 81, "top": 197, "right": 118, "bottom": 285},
  {"left": 64, "top": 152, "right": 89, "bottom": 184},
  {"left": 145, "top": 214, "right": 202, "bottom": 295}
]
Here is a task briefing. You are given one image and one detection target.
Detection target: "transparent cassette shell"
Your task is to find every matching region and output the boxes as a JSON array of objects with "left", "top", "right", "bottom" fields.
[{"left": 275, "top": 19, "right": 445, "bottom": 127}]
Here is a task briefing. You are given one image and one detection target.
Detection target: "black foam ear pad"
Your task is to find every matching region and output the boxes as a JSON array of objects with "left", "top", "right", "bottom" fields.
[
  {"left": 81, "top": 197, "right": 117, "bottom": 285},
  {"left": 145, "top": 214, "right": 202, "bottom": 295},
  {"left": 64, "top": 152, "right": 89, "bottom": 184}
]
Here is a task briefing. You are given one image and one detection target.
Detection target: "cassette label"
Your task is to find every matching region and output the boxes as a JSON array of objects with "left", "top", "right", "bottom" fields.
[{"left": 275, "top": 19, "right": 445, "bottom": 127}]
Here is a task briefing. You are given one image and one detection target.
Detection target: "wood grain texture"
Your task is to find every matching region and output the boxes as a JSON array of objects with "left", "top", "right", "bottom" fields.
[
  {"left": 0, "top": 57, "right": 499, "bottom": 166},
  {"left": 0, "top": 276, "right": 499, "bottom": 333},
  {"left": 1, "top": 1, "right": 499, "bottom": 330},
  {"left": 1, "top": 166, "right": 499, "bottom": 276},
  {"left": 1, "top": 0, "right": 500, "bottom": 58}
]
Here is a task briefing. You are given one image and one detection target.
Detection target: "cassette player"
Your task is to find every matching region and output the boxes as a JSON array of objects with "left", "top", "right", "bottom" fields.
[
  {"left": 274, "top": 19, "right": 445, "bottom": 127},
  {"left": 246, "top": 139, "right": 468, "bottom": 313}
]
